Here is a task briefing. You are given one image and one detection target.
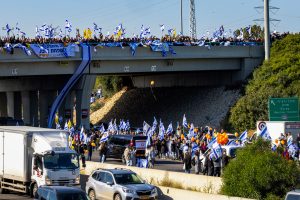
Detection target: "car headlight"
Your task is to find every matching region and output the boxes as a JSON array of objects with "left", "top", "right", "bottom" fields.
[
  {"left": 45, "top": 176, "right": 51, "bottom": 185},
  {"left": 75, "top": 176, "right": 80, "bottom": 184},
  {"left": 122, "top": 187, "right": 135, "bottom": 194},
  {"left": 151, "top": 187, "right": 157, "bottom": 194}
]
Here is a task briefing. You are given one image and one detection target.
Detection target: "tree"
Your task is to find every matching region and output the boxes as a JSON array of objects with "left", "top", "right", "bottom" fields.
[
  {"left": 221, "top": 138, "right": 299, "bottom": 200},
  {"left": 229, "top": 34, "right": 300, "bottom": 132}
]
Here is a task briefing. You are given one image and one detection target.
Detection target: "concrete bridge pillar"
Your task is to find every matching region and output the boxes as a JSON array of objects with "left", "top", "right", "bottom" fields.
[
  {"left": 39, "top": 90, "right": 57, "bottom": 127},
  {"left": 14, "top": 92, "right": 22, "bottom": 120},
  {"left": 21, "top": 91, "right": 30, "bottom": 125},
  {"left": 30, "top": 91, "right": 39, "bottom": 126},
  {"left": 64, "top": 90, "right": 75, "bottom": 124},
  {"left": 6, "top": 92, "right": 14, "bottom": 118},
  {"left": 0, "top": 92, "right": 7, "bottom": 117},
  {"left": 75, "top": 75, "right": 96, "bottom": 129}
]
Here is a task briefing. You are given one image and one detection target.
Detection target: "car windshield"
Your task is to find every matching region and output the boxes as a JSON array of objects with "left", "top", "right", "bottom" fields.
[
  {"left": 57, "top": 192, "right": 88, "bottom": 200},
  {"left": 286, "top": 194, "right": 300, "bottom": 200},
  {"left": 44, "top": 153, "right": 79, "bottom": 169},
  {"left": 114, "top": 173, "right": 143, "bottom": 185}
]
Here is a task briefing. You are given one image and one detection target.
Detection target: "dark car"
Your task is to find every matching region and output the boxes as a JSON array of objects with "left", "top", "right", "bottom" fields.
[
  {"left": 106, "top": 135, "right": 147, "bottom": 161},
  {"left": 34, "top": 186, "right": 89, "bottom": 200},
  {"left": 0, "top": 117, "right": 24, "bottom": 126}
]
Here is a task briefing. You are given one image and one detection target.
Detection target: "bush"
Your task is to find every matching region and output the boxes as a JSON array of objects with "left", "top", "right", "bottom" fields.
[
  {"left": 94, "top": 76, "right": 123, "bottom": 97},
  {"left": 229, "top": 34, "right": 300, "bottom": 132},
  {"left": 221, "top": 138, "right": 299, "bottom": 200}
]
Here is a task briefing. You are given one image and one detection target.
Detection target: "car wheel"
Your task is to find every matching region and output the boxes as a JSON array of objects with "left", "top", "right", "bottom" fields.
[
  {"left": 88, "top": 189, "right": 96, "bottom": 200},
  {"left": 31, "top": 183, "right": 38, "bottom": 198},
  {"left": 114, "top": 193, "right": 122, "bottom": 200}
]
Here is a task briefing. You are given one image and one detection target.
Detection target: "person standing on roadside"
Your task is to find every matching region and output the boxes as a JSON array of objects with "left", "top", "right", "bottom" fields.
[
  {"left": 183, "top": 148, "right": 192, "bottom": 173},
  {"left": 98, "top": 141, "right": 107, "bottom": 163}
]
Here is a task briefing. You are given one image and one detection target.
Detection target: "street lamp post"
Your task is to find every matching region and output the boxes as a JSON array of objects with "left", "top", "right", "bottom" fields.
[
  {"left": 264, "top": 0, "right": 270, "bottom": 61},
  {"left": 180, "top": 0, "right": 183, "bottom": 35}
]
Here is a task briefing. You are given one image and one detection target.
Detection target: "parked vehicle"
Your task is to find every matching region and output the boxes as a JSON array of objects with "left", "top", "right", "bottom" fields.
[
  {"left": 285, "top": 189, "right": 300, "bottom": 200},
  {"left": 34, "top": 186, "right": 89, "bottom": 200},
  {"left": 106, "top": 135, "right": 147, "bottom": 161},
  {"left": 256, "top": 121, "right": 300, "bottom": 142},
  {"left": 0, "top": 126, "right": 80, "bottom": 197},
  {"left": 86, "top": 168, "right": 158, "bottom": 200}
]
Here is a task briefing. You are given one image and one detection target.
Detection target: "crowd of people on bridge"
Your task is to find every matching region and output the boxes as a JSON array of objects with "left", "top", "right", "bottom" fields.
[{"left": 60, "top": 114, "right": 300, "bottom": 177}]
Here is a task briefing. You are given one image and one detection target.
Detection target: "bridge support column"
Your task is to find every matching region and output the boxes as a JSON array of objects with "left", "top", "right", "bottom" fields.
[
  {"left": 6, "top": 92, "right": 14, "bottom": 118},
  {"left": 233, "top": 58, "right": 263, "bottom": 83},
  {"left": 30, "top": 91, "right": 39, "bottom": 126},
  {"left": 14, "top": 92, "right": 22, "bottom": 120},
  {"left": 64, "top": 90, "right": 75, "bottom": 125},
  {"left": 0, "top": 92, "right": 7, "bottom": 117},
  {"left": 21, "top": 91, "right": 30, "bottom": 125},
  {"left": 39, "top": 90, "right": 57, "bottom": 127},
  {"left": 75, "top": 75, "right": 96, "bottom": 129}
]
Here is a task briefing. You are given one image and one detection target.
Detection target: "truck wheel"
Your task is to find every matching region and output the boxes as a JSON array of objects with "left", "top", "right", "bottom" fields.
[
  {"left": 30, "top": 183, "right": 38, "bottom": 198},
  {"left": 88, "top": 189, "right": 96, "bottom": 200},
  {"left": 114, "top": 193, "right": 122, "bottom": 200}
]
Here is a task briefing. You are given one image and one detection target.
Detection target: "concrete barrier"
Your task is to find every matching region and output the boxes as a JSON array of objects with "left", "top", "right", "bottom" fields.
[
  {"left": 84, "top": 161, "right": 222, "bottom": 194},
  {"left": 157, "top": 186, "right": 255, "bottom": 200}
]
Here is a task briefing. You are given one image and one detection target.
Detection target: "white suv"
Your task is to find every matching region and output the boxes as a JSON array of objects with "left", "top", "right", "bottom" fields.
[
  {"left": 86, "top": 168, "right": 158, "bottom": 200},
  {"left": 285, "top": 190, "right": 300, "bottom": 200}
]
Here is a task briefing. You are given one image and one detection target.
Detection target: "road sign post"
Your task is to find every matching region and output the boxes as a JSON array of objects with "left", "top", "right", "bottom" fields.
[{"left": 268, "top": 97, "right": 299, "bottom": 121}]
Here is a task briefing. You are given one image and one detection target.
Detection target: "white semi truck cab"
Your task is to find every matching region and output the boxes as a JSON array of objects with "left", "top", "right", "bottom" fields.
[{"left": 0, "top": 126, "right": 80, "bottom": 197}]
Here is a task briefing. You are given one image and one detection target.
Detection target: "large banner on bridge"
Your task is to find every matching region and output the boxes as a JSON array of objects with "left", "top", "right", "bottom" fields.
[{"left": 30, "top": 43, "right": 79, "bottom": 58}]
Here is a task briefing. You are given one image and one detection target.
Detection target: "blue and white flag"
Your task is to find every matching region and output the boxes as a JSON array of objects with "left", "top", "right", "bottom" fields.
[
  {"left": 69, "top": 126, "right": 75, "bottom": 137},
  {"left": 108, "top": 121, "right": 114, "bottom": 132},
  {"left": 258, "top": 126, "right": 271, "bottom": 141},
  {"left": 93, "top": 22, "right": 102, "bottom": 36},
  {"left": 146, "top": 133, "right": 151, "bottom": 147},
  {"left": 188, "top": 123, "right": 195, "bottom": 139},
  {"left": 159, "top": 121, "right": 165, "bottom": 139},
  {"left": 207, "top": 137, "right": 217, "bottom": 149},
  {"left": 182, "top": 114, "right": 188, "bottom": 129},
  {"left": 160, "top": 24, "right": 165, "bottom": 32},
  {"left": 152, "top": 117, "right": 158, "bottom": 130},
  {"left": 129, "top": 42, "right": 140, "bottom": 56},
  {"left": 65, "top": 20, "right": 72, "bottom": 33},
  {"left": 64, "top": 121, "right": 68, "bottom": 131},
  {"left": 56, "top": 123, "right": 61, "bottom": 130},
  {"left": 227, "top": 140, "right": 238, "bottom": 146},
  {"left": 239, "top": 130, "right": 248, "bottom": 144},
  {"left": 192, "top": 144, "right": 199, "bottom": 152},
  {"left": 287, "top": 136, "right": 293, "bottom": 147},
  {"left": 5, "top": 24, "right": 12, "bottom": 35},
  {"left": 80, "top": 126, "right": 85, "bottom": 142},
  {"left": 100, "top": 132, "right": 109, "bottom": 143},
  {"left": 13, "top": 43, "right": 31, "bottom": 56},
  {"left": 288, "top": 143, "right": 298, "bottom": 157},
  {"left": 166, "top": 122, "right": 173, "bottom": 135},
  {"left": 99, "top": 123, "right": 106, "bottom": 133},
  {"left": 4, "top": 43, "right": 13, "bottom": 54},
  {"left": 210, "top": 142, "right": 223, "bottom": 160},
  {"left": 143, "top": 121, "right": 151, "bottom": 136}
]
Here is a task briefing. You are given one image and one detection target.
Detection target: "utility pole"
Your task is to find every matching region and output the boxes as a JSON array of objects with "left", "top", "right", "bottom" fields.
[
  {"left": 190, "top": 0, "right": 197, "bottom": 39},
  {"left": 264, "top": 0, "right": 270, "bottom": 61},
  {"left": 180, "top": 0, "right": 183, "bottom": 35}
]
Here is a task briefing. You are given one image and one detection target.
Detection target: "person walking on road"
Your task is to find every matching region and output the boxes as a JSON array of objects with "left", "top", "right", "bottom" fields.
[
  {"left": 98, "top": 141, "right": 107, "bottom": 163},
  {"left": 193, "top": 150, "right": 201, "bottom": 174}
]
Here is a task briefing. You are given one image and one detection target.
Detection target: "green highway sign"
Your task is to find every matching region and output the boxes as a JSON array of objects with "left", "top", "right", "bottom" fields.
[{"left": 269, "top": 97, "right": 300, "bottom": 121}]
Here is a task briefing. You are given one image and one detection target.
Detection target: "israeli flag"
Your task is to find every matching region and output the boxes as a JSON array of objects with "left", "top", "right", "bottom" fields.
[
  {"left": 125, "top": 120, "right": 130, "bottom": 131},
  {"left": 188, "top": 123, "right": 195, "bottom": 139},
  {"left": 258, "top": 126, "right": 271, "bottom": 141},
  {"left": 100, "top": 132, "right": 109, "bottom": 143},
  {"left": 192, "top": 144, "right": 199, "bottom": 152},
  {"left": 35, "top": 26, "right": 41, "bottom": 38},
  {"left": 65, "top": 20, "right": 72, "bottom": 33},
  {"left": 159, "top": 121, "right": 165, "bottom": 135},
  {"left": 207, "top": 137, "right": 217, "bottom": 149},
  {"left": 143, "top": 121, "right": 151, "bottom": 136},
  {"left": 152, "top": 117, "right": 158, "bottom": 130},
  {"left": 182, "top": 114, "right": 188, "bottom": 129},
  {"left": 56, "top": 123, "right": 61, "bottom": 130},
  {"left": 5, "top": 24, "right": 12, "bottom": 35},
  {"left": 288, "top": 144, "right": 298, "bottom": 157},
  {"left": 287, "top": 136, "right": 293, "bottom": 147},
  {"left": 12, "top": 43, "right": 31, "bottom": 56},
  {"left": 168, "top": 29, "right": 173, "bottom": 36},
  {"left": 99, "top": 123, "right": 106, "bottom": 133},
  {"left": 227, "top": 140, "right": 238, "bottom": 146},
  {"left": 160, "top": 24, "right": 165, "bottom": 32},
  {"left": 166, "top": 123, "right": 173, "bottom": 135},
  {"left": 20, "top": 31, "right": 26, "bottom": 37},
  {"left": 108, "top": 121, "right": 114, "bottom": 132},
  {"left": 69, "top": 126, "right": 75, "bottom": 137},
  {"left": 239, "top": 130, "right": 248, "bottom": 144},
  {"left": 210, "top": 143, "right": 222, "bottom": 160},
  {"left": 146, "top": 133, "right": 151, "bottom": 147},
  {"left": 80, "top": 126, "right": 85, "bottom": 142}
]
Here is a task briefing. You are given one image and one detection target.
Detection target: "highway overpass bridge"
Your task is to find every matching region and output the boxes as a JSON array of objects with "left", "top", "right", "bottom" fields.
[{"left": 0, "top": 45, "right": 264, "bottom": 128}]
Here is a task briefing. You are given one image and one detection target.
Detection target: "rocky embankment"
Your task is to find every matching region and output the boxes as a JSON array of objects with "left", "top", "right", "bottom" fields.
[{"left": 90, "top": 87, "right": 241, "bottom": 129}]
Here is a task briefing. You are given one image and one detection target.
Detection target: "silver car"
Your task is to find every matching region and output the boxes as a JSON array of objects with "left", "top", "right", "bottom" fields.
[{"left": 86, "top": 168, "right": 158, "bottom": 200}]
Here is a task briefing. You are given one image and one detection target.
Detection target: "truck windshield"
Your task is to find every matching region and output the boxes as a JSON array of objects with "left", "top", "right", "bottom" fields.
[{"left": 44, "top": 153, "right": 79, "bottom": 169}]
